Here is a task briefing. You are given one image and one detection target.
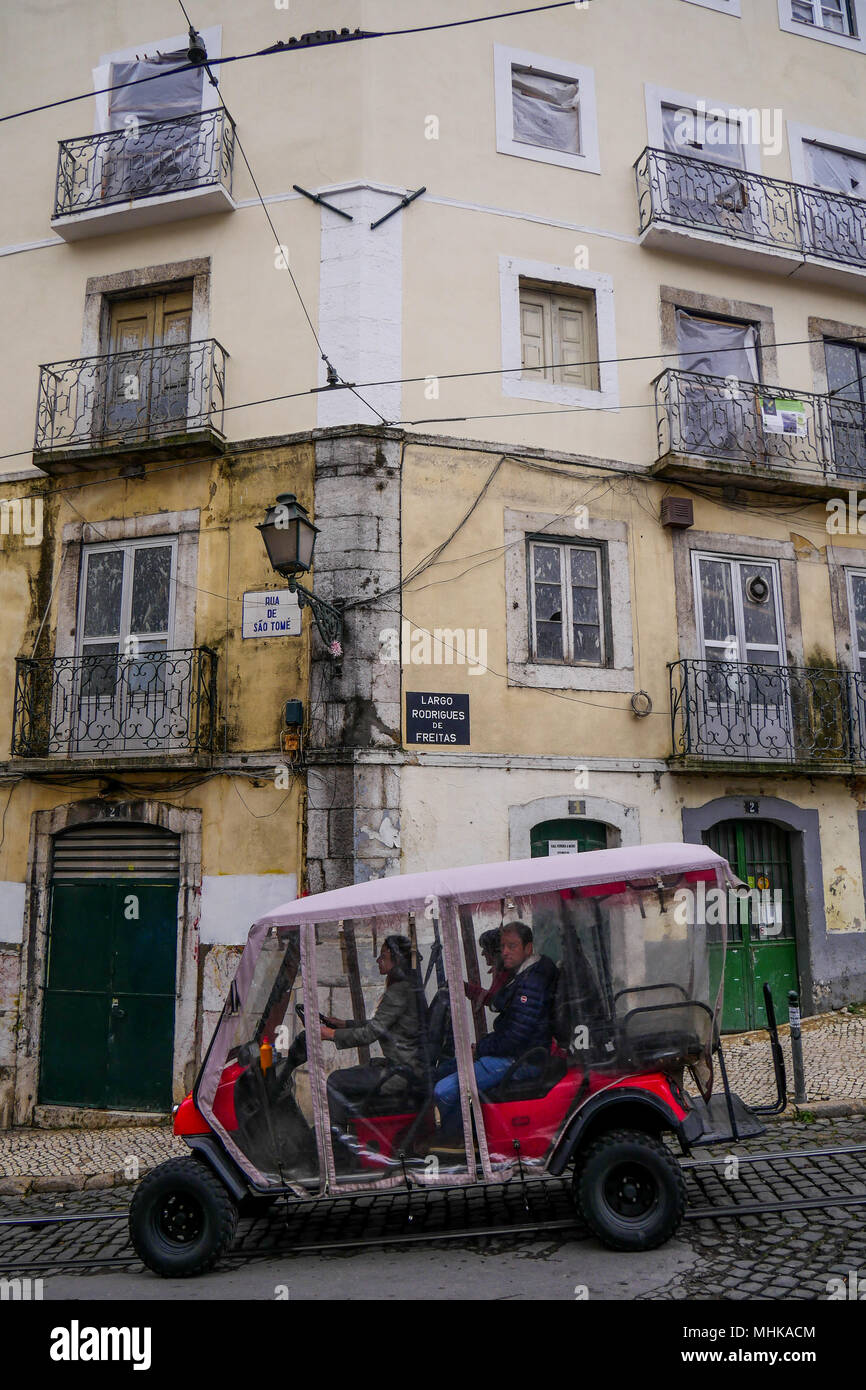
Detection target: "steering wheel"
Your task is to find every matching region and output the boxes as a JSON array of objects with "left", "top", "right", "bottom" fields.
[{"left": 295, "top": 1002, "right": 335, "bottom": 1027}]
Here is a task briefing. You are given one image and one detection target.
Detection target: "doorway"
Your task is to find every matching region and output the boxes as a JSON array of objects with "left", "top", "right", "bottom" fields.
[
  {"left": 101, "top": 288, "right": 193, "bottom": 442},
  {"left": 530, "top": 818, "right": 607, "bottom": 856},
  {"left": 38, "top": 824, "right": 180, "bottom": 1111},
  {"left": 703, "top": 819, "right": 800, "bottom": 1032}
]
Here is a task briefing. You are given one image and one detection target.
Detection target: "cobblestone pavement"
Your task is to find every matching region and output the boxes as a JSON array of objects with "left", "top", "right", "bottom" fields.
[
  {"left": 1, "top": 1009, "right": 863, "bottom": 1190},
  {"left": 649, "top": 1116, "right": 866, "bottom": 1301},
  {"left": 1, "top": 1116, "right": 864, "bottom": 1302},
  {"left": 0, "top": 1125, "right": 187, "bottom": 1189},
  {"left": 722, "top": 1009, "right": 866, "bottom": 1106}
]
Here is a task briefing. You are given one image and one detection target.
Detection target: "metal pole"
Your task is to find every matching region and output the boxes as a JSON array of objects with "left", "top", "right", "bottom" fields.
[{"left": 788, "top": 990, "right": 807, "bottom": 1105}]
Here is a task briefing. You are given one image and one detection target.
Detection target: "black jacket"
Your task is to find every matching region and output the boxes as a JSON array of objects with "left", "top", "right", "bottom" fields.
[{"left": 476, "top": 955, "right": 555, "bottom": 1060}]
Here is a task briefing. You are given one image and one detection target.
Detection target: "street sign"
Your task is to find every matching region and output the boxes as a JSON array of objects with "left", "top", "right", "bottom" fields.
[
  {"left": 548, "top": 841, "right": 579, "bottom": 855},
  {"left": 405, "top": 692, "right": 470, "bottom": 745},
  {"left": 242, "top": 589, "right": 302, "bottom": 639}
]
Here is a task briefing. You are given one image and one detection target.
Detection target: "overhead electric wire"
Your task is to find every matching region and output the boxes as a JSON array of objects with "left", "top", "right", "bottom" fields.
[
  {"left": 0, "top": 4, "right": 581, "bottom": 125},
  {"left": 3, "top": 328, "right": 865, "bottom": 468}
]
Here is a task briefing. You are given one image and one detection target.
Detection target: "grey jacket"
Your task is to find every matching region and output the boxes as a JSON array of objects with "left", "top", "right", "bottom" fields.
[{"left": 334, "top": 979, "right": 422, "bottom": 1077}]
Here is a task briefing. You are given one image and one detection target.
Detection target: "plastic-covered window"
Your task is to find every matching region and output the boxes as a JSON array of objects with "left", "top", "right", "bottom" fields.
[{"left": 511, "top": 67, "right": 580, "bottom": 155}]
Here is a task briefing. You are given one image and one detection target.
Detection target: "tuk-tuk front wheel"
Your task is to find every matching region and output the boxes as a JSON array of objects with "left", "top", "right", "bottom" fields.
[
  {"left": 576, "top": 1128, "right": 685, "bottom": 1251},
  {"left": 129, "top": 1156, "right": 239, "bottom": 1277}
]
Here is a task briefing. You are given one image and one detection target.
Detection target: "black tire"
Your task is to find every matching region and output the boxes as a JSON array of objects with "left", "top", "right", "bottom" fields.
[
  {"left": 576, "top": 1128, "right": 685, "bottom": 1251},
  {"left": 129, "top": 1156, "right": 239, "bottom": 1277}
]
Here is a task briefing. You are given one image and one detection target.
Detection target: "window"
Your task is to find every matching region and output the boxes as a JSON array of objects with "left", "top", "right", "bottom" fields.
[
  {"left": 846, "top": 570, "right": 866, "bottom": 675},
  {"left": 675, "top": 311, "right": 760, "bottom": 454},
  {"left": 505, "top": 512, "right": 632, "bottom": 692},
  {"left": 529, "top": 540, "right": 607, "bottom": 665},
  {"left": 791, "top": 0, "right": 855, "bottom": 33},
  {"left": 101, "top": 287, "right": 193, "bottom": 440},
  {"left": 519, "top": 282, "right": 599, "bottom": 391},
  {"left": 778, "top": 0, "right": 865, "bottom": 47},
  {"left": 692, "top": 553, "right": 790, "bottom": 759},
  {"left": 825, "top": 339, "right": 866, "bottom": 475},
  {"left": 511, "top": 67, "right": 580, "bottom": 156},
  {"left": 494, "top": 45, "right": 600, "bottom": 174},
  {"left": 500, "top": 257, "right": 618, "bottom": 409},
  {"left": 805, "top": 142, "right": 866, "bottom": 196},
  {"left": 65, "top": 537, "right": 182, "bottom": 754}
]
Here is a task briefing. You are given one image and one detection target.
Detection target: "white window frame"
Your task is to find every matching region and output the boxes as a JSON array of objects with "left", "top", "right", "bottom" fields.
[
  {"left": 93, "top": 26, "right": 223, "bottom": 134},
  {"left": 505, "top": 510, "right": 634, "bottom": 693},
  {"left": 75, "top": 536, "right": 179, "bottom": 661},
  {"left": 692, "top": 552, "right": 786, "bottom": 665},
  {"left": 644, "top": 84, "right": 763, "bottom": 174},
  {"left": 528, "top": 539, "right": 607, "bottom": 666},
  {"left": 500, "top": 255, "right": 619, "bottom": 409},
  {"left": 493, "top": 44, "right": 600, "bottom": 174},
  {"left": 778, "top": 0, "right": 866, "bottom": 51},
  {"left": 682, "top": 0, "right": 741, "bottom": 14}
]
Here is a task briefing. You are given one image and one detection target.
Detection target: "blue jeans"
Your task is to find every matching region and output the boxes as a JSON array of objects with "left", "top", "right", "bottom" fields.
[{"left": 433, "top": 1055, "right": 514, "bottom": 1132}]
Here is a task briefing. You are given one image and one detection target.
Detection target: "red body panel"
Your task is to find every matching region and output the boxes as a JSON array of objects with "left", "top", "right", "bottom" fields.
[
  {"left": 348, "top": 1067, "right": 687, "bottom": 1167},
  {"left": 174, "top": 1062, "right": 243, "bottom": 1136}
]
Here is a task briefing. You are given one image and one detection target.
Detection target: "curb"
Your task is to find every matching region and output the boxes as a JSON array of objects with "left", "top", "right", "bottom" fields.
[
  {"left": 0, "top": 1167, "right": 149, "bottom": 1197},
  {"left": 726, "top": 1007, "right": 866, "bottom": 1046},
  {"left": 3, "top": 1101, "right": 866, "bottom": 1191}
]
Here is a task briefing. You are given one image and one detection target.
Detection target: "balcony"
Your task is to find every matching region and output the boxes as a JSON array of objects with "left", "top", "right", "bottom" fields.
[
  {"left": 51, "top": 110, "right": 236, "bottom": 241},
  {"left": 33, "top": 339, "right": 227, "bottom": 475},
  {"left": 635, "top": 147, "right": 866, "bottom": 289},
  {"left": 653, "top": 368, "right": 866, "bottom": 496},
  {"left": 12, "top": 648, "right": 218, "bottom": 761},
  {"left": 669, "top": 659, "right": 866, "bottom": 774}
]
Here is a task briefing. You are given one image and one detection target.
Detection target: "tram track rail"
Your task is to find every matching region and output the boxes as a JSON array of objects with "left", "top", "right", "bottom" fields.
[{"left": 1, "top": 1139, "right": 864, "bottom": 1273}]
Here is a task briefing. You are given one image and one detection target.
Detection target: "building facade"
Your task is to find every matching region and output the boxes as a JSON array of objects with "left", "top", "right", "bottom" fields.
[{"left": 1, "top": 0, "right": 866, "bottom": 1125}]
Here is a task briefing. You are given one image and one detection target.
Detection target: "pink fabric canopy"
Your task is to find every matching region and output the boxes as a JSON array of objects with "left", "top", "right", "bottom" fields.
[{"left": 254, "top": 842, "right": 736, "bottom": 929}]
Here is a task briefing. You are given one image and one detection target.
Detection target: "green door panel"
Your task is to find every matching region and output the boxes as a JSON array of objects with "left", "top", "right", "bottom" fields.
[
  {"left": 111, "top": 884, "right": 178, "bottom": 994},
  {"left": 530, "top": 819, "right": 607, "bottom": 856},
  {"left": 39, "top": 992, "right": 108, "bottom": 1108},
  {"left": 39, "top": 878, "right": 178, "bottom": 1111},
  {"left": 710, "top": 946, "right": 749, "bottom": 1033},
  {"left": 45, "top": 883, "right": 113, "bottom": 992},
  {"left": 107, "top": 992, "right": 176, "bottom": 1110},
  {"left": 751, "top": 944, "right": 798, "bottom": 1026},
  {"left": 704, "top": 820, "right": 799, "bottom": 1032}
]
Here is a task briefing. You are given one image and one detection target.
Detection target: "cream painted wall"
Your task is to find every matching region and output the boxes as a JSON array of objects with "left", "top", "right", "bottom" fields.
[{"left": 3, "top": 1, "right": 866, "bottom": 469}]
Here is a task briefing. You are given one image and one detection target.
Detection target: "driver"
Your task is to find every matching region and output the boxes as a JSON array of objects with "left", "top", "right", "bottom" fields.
[
  {"left": 432, "top": 922, "right": 554, "bottom": 1137},
  {"left": 320, "top": 935, "right": 423, "bottom": 1133}
]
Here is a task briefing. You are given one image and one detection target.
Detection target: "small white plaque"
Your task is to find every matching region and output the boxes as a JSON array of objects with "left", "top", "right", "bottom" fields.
[
  {"left": 548, "top": 840, "right": 579, "bottom": 856},
  {"left": 242, "top": 589, "right": 302, "bottom": 639}
]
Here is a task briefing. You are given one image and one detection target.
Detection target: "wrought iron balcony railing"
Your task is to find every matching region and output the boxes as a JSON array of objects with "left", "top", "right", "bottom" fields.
[
  {"left": 54, "top": 110, "right": 235, "bottom": 218},
  {"left": 12, "top": 648, "right": 218, "bottom": 758},
  {"left": 34, "top": 339, "right": 227, "bottom": 455},
  {"left": 669, "top": 658, "right": 866, "bottom": 770},
  {"left": 635, "top": 147, "right": 866, "bottom": 270},
  {"left": 654, "top": 368, "right": 866, "bottom": 483}
]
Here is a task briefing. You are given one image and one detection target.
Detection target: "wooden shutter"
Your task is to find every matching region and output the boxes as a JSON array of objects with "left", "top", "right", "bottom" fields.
[
  {"left": 554, "top": 293, "right": 597, "bottom": 390},
  {"left": 519, "top": 294, "right": 550, "bottom": 377}
]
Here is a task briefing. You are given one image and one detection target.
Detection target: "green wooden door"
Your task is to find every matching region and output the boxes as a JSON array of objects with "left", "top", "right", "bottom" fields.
[
  {"left": 530, "top": 818, "right": 608, "bottom": 857},
  {"left": 40, "top": 879, "right": 178, "bottom": 1110},
  {"left": 704, "top": 821, "right": 799, "bottom": 1033}
]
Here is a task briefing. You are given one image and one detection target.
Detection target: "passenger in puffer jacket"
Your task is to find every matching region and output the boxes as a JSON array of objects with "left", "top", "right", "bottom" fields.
[{"left": 432, "top": 922, "right": 554, "bottom": 1136}]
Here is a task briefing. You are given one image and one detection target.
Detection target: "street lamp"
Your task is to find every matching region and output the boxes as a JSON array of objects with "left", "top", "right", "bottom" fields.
[{"left": 257, "top": 493, "right": 343, "bottom": 659}]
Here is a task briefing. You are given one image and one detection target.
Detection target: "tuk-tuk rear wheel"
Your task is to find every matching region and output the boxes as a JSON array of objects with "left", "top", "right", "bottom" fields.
[
  {"left": 575, "top": 1128, "right": 685, "bottom": 1251},
  {"left": 129, "top": 1156, "right": 239, "bottom": 1277}
]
